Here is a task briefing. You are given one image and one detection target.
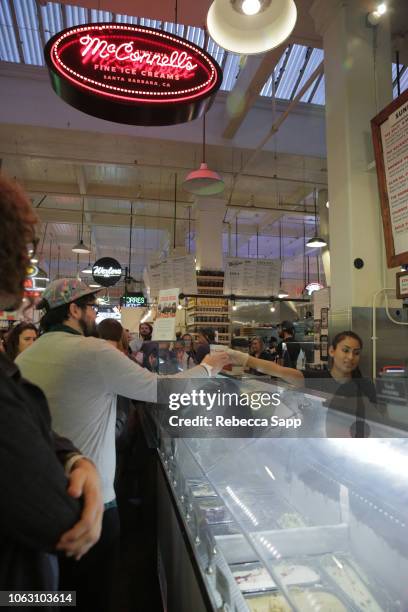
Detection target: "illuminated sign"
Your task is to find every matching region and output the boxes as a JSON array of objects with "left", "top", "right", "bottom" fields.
[
  {"left": 305, "top": 282, "right": 324, "bottom": 295},
  {"left": 92, "top": 257, "right": 122, "bottom": 287},
  {"left": 44, "top": 23, "right": 223, "bottom": 126},
  {"left": 120, "top": 292, "right": 147, "bottom": 308}
]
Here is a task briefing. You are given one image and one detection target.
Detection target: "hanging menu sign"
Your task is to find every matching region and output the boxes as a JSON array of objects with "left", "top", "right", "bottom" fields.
[
  {"left": 223, "top": 258, "right": 281, "bottom": 297},
  {"left": 44, "top": 23, "right": 222, "bottom": 126},
  {"left": 152, "top": 288, "right": 179, "bottom": 341},
  {"left": 372, "top": 89, "right": 408, "bottom": 267},
  {"left": 147, "top": 255, "right": 197, "bottom": 299}
]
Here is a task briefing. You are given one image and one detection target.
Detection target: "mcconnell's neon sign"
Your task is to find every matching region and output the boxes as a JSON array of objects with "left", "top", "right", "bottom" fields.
[
  {"left": 79, "top": 34, "right": 198, "bottom": 72},
  {"left": 44, "top": 23, "right": 223, "bottom": 126}
]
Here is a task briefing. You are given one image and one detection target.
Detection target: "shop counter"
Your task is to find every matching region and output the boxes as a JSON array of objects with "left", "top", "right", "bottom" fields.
[{"left": 138, "top": 376, "right": 408, "bottom": 612}]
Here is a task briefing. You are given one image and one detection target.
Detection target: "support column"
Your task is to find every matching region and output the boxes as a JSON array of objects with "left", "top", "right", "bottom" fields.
[
  {"left": 194, "top": 199, "right": 226, "bottom": 270},
  {"left": 311, "top": 0, "right": 395, "bottom": 316},
  {"left": 317, "top": 188, "right": 331, "bottom": 286}
]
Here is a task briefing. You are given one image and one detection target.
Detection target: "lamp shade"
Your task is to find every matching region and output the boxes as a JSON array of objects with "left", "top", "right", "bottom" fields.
[
  {"left": 182, "top": 162, "right": 225, "bottom": 195},
  {"left": 72, "top": 239, "right": 91, "bottom": 254},
  {"left": 306, "top": 236, "right": 327, "bottom": 248},
  {"left": 207, "top": 0, "right": 297, "bottom": 55}
]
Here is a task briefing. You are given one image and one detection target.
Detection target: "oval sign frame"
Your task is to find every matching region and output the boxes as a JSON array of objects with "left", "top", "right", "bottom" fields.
[
  {"left": 44, "top": 23, "right": 223, "bottom": 126},
  {"left": 92, "top": 257, "right": 123, "bottom": 287}
]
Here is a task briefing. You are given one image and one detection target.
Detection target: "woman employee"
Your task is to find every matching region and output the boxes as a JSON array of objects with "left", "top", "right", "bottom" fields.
[{"left": 229, "top": 331, "right": 378, "bottom": 436}]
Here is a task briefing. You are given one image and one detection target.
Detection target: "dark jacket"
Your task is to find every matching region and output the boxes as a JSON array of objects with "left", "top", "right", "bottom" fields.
[{"left": 0, "top": 353, "right": 81, "bottom": 593}]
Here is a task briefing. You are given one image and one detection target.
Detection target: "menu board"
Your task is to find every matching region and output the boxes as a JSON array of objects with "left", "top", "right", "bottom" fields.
[
  {"left": 152, "top": 288, "right": 179, "bottom": 341},
  {"left": 146, "top": 255, "right": 197, "bottom": 299},
  {"left": 372, "top": 89, "right": 408, "bottom": 267},
  {"left": 223, "top": 257, "right": 281, "bottom": 297}
]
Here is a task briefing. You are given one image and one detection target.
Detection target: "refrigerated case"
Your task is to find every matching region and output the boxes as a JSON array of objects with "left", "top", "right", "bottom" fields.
[{"left": 149, "top": 395, "right": 408, "bottom": 611}]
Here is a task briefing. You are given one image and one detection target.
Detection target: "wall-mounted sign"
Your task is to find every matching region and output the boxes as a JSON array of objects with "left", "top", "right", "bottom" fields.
[
  {"left": 224, "top": 258, "right": 281, "bottom": 297},
  {"left": 371, "top": 89, "right": 408, "bottom": 267},
  {"left": 92, "top": 257, "right": 122, "bottom": 287},
  {"left": 396, "top": 271, "right": 408, "bottom": 299},
  {"left": 44, "top": 23, "right": 223, "bottom": 126},
  {"left": 120, "top": 292, "right": 147, "bottom": 308}
]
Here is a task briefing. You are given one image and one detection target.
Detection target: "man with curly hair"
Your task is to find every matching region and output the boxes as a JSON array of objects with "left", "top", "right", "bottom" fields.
[{"left": 0, "top": 174, "right": 103, "bottom": 596}]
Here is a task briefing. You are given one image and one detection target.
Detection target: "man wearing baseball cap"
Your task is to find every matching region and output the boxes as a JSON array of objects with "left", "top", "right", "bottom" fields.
[{"left": 17, "top": 278, "right": 230, "bottom": 612}]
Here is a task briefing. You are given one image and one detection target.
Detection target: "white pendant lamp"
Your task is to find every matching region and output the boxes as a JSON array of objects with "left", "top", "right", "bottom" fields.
[
  {"left": 306, "top": 188, "right": 327, "bottom": 249},
  {"left": 183, "top": 114, "right": 224, "bottom": 196},
  {"left": 207, "top": 0, "right": 297, "bottom": 55},
  {"left": 72, "top": 197, "right": 90, "bottom": 254}
]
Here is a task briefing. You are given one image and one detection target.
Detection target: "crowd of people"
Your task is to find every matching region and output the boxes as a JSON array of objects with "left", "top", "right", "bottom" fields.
[{"left": 0, "top": 172, "right": 383, "bottom": 608}]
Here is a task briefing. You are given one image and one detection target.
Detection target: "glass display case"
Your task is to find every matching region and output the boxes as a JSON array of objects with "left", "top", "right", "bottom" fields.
[{"left": 149, "top": 378, "right": 408, "bottom": 612}]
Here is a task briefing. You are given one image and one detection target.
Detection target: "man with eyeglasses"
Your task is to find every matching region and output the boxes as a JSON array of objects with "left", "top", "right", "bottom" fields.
[{"left": 16, "top": 277, "right": 230, "bottom": 612}]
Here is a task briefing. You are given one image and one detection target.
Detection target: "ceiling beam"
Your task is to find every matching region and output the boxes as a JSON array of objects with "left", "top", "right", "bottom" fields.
[{"left": 222, "top": 45, "right": 286, "bottom": 139}]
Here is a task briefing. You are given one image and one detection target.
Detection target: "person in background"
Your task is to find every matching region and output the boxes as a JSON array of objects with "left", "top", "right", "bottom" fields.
[
  {"left": 227, "top": 331, "right": 378, "bottom": 437},
  {"left": 182, "top": 332, "right": 197, "bottom": 367},
  {"left": 139, "top": 322, "right": 153, "bottom": 342},
  {"left": 4, "top": 321, "right": 38, "bottom": 361},
  {"left": 277, "top": 320, "right": 301, "bottom": 368},
  {"left": 97, "top": 318, "right": 127, "bottom": 354},
  {"left": 267, "top": 337, "right": 279, "bottom": 361},
  {"left": 195, "top": 327, "right": 215, "bottom": 364},
  {"left": 139, "top": 341, "right": 159, "bottom": 372},
  {"left": 0, "top": 173, "right": 103, "bottom": 593},
  {"left": 248, "top": 336, "right": 272, "bottom": 376},
  {"left": 173, "top": 339, "right": 189, "bottom": 371}
]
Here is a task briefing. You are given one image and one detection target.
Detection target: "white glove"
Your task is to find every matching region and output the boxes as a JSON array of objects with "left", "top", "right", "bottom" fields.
[{"left": 225, "top": 348, "right": 249, "bottom": 367}]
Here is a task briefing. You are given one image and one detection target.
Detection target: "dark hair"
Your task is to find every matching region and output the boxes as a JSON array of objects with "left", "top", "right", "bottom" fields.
[
  {"left": 5, "top": 322, "right": 38, "bottom": 361},
  {"left": 198, "top": 327, "right": 215, "bottom": 344},
  {"left": 40, "top": 293, "right": 95, "bottom": 332},
  {"left": 97, "top": 318, "right": 124, "bottom": 343},
  {"left": 140, "top": 341, "right": 159, "bottom": 371},
  {"left": 139, "top": 322, "right": 153, "bottom": 337},
  {"left": 330, "top": 330, "right": 363, "bottom": 378},
  {"left": 0, "top": 174, "right": 38, "bottom": 310},
  {"left": 331, "top": 331, "right": 363, "bottom": 350}
]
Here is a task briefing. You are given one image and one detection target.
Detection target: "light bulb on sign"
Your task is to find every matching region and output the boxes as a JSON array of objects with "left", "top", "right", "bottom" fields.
[{"left": 242, "top": 0, "right": 261, "bottom": 16}]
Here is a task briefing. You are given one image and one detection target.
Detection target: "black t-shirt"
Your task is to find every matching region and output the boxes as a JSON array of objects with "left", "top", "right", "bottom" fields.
[
  {"left": 277, "top": 336, "right": 301, "bottom": 368},
  {"left": 303, "top": 369, "right": 380, "bottom": 437}
]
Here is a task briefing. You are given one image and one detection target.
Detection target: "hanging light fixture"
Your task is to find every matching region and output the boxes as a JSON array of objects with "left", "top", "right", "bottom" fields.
[
  {"left": 277, "top": 218, "right": 288, "bottom": 299},
  {"left": 81, "top": 230, "right": 93, "bottom": 274},
  {"left": 72, "top": 197, "right": 90, "bottom": 254},
  {"left": 306, "top": 188, "right": 327, "bottom": 249},
  {"left": 207, "top": 0, "right": 297, "bottom": 55},
  {"left": 182, "top": 114, "right": 224, "bottom": 195}
]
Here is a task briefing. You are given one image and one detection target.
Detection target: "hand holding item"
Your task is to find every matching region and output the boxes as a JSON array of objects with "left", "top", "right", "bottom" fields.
[
  {"left": 202, "top": 351, "right": 231, "bottom": 374},
  {"left": 225, "top": 348, "right": 249, "bottom": 368},
  {"left": 56, "top": 458, "right": 103, "bottom": 561}
]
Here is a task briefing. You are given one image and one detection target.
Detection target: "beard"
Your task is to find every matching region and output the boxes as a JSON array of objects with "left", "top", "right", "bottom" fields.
[{"left": 79, "top": 315, "right": 98, "bottom": 337}]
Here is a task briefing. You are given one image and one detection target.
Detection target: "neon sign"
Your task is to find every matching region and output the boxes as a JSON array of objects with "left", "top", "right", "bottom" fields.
[{"left": 44, "top": 23, "right": 223, "bottom": 126}]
